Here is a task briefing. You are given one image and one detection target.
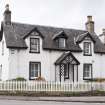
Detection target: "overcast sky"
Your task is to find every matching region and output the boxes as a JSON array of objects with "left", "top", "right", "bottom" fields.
[{"left": 0, "top": 0, "right": 105, "bottom": 34}]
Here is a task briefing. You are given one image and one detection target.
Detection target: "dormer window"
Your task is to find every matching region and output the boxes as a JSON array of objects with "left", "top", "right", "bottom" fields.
[
  {"left": 30, "top": 38, "right": 40, "bottom": 53},
  {"left": 83, "top": 42, "right": 92, "bottom": 56},
  {"left": 58, "top": 38, "right": 66, "bottom": 48},
  {"left": 53, "top": 31, "right": 68, "bottom": 48}
]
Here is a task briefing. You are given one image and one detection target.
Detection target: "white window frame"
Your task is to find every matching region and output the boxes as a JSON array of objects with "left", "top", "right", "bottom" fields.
[
  {"left": 83, "top": 64, "right": 92, "bottom": 79},
  {"left": 58, "top": 38, "right": 66, "bottom": 48},
  {"left": 29, "top": 62, "right": 41, "bottom": 80},
  {"left": 84, "top": 42, "right": 92, "bottom": 56},
  {"left": 30, "top": 38, "right": 40, "bottom": 53}
]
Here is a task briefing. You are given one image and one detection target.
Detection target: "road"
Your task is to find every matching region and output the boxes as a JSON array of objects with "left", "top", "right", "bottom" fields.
[{"left": 0, "top": 100, "right": 104, "bottom": 105}]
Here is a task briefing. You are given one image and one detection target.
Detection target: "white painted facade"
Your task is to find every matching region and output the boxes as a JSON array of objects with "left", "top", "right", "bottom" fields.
[
  {"left": 0, "top": 33, "right": 64, "bottom": 81},
  {"left": 0, "top": 32, "right": 9, "bottom": 80},
  {"left": 0, "top": 31, "right": 105, "bottom": 82},
  {"left": 0, "top": 5, "right": 105, "bottom": 82},
  {"left": 74, "top": 39, "right": 105, "bottom": 82}
]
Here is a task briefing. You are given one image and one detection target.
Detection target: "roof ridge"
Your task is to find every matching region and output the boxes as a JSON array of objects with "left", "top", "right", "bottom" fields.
[{"left": 12, "top": 22, "right": 87, "bottom": 32}]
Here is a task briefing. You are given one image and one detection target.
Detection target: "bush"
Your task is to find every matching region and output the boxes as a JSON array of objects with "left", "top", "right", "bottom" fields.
[
  {"left": 12, "top": 77, "right": 26, "bottom": 81},
  {"left": 34, "top": 76, "right": 46, "bottom": 81},
  {"left": 86, "top": 78, "right": 105, "bottom": 82}
]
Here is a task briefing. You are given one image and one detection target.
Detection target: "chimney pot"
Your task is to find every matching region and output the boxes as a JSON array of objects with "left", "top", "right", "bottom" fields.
[
  {"left": 87, "top": 16, "right": 92, "bottom": 22},
  {"left": 5, "top": 4, "right": 9, "bottom": 11}
]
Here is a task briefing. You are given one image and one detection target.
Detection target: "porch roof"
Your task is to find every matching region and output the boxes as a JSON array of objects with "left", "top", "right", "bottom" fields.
[{"left": 55, "top": 51, "right": 80, "bottom": 65}]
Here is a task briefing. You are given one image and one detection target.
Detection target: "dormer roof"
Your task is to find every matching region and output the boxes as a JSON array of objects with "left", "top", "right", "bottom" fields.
[
  {"left": 76, "top": 32, "right": 96, "bottom": 44},
  {"left": 52, "top": 30, "right": 68, "bottom": 40}
]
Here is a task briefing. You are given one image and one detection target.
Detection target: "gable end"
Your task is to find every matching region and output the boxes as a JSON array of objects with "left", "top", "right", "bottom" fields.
[{"left": 23, "top": 27, "right": 44, "bottom": 39}]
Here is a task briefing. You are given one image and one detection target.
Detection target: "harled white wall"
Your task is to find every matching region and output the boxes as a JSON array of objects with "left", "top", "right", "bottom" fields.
[
  {"left": 0, "top": 32, "right": 9, "bottom": 80},
  {"left": 8, "top": 35, "right": 63, "bottom": 81},
  {"left": 73, "top": 39, "right": 105, "bottom": 82},
  {"left": 1, "top": 33, "right": 105, "bottom": 82}
]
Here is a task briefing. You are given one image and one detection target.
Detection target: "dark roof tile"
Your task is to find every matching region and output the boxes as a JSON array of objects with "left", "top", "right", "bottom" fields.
[{"left": 1, "top": 22, "right": 105, "bottom": 53}]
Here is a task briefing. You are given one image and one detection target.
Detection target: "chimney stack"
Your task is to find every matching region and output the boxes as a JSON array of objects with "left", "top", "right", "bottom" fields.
[
  {"left": 85, "top": 16, "right": 94, "bottom": 33},
  {"left": 4, "top": 4, "right": 11, "bottom": 25},
  {"left": 102, "top": 29, "right": 105, "bottom": 44},
  {"left": 102, "top": 28, "right": 105, "bottom": 34}
]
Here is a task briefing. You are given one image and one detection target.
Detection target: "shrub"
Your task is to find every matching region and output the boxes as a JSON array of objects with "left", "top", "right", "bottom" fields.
[
  {"left": 86, "top": 78, "right": 105, "bottom": 82},
  {"left": 12, "top": 77, "right": 26, "bottom": 81},
  {"left": 34, "top": 76, "right": 46, "bottom": 81}
]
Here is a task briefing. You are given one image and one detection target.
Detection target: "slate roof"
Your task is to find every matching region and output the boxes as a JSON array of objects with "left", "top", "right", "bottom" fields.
[
  {"left": 3, "top": 25, "right": 27, "bottom": 48},
  {"left": 1, "top": 22, "right": 105, "bottom": 53}
]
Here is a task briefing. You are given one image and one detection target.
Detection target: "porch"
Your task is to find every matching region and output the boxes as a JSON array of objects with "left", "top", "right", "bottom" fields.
[{"left": 55, "top": 51, "right": 80, "bottom": 82}]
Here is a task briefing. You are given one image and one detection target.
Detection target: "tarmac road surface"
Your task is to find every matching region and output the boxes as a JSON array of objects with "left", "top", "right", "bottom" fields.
[{"left": 0, "top": 100, "right": 104, "bottom": 105}]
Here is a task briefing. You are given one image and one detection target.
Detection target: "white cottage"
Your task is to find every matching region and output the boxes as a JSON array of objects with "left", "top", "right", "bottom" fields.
[{"left": 0, "top": 5, "right": 105, "bottom": 82}]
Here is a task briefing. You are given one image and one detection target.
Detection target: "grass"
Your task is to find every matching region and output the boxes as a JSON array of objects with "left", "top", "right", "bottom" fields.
[{"left": 0, "top": 90, "right": 105, "bottom": 97}]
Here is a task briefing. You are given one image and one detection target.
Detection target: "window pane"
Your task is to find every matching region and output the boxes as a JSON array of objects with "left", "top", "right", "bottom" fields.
[
  {"left": 35, "top": 64, "right": 38, "bottom": 77},
  {"left": 30, "top": 62, "right": 40, "bottom": 79},
  {"left": 59, "top": 38, "right": 65, "bottom": 48},
  {"left": 31, "top": 45, "right": 37, "bottom": 50},
  {"left": 64, "top": 64, "right": 70, "bottom": 79},
  {"left": 64, "top": 64, "right": 68, "bottom": 77},
  {"left": 86, "top": 71, "right": 90, "bottom": 77},
  {"left": 30, "top": 70, "right": 34, "bottom": 77},
  {"left": 84, "top": 42, "right": 91, "bottom": 55},
  {"left": 30, "top": 38, "right": 40, "bottom": 52},
  {"left": 84, "top": 64, "right": 92, "bottom": 78},
  {"left": 32, "top": 39, "right": 38, "bottom": 45},
  {"left": 30, "top": 64, "right": 35, "bottom": 77}
]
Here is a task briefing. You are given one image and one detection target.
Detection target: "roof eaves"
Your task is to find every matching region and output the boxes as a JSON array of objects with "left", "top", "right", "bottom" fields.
[
  {"left": 7, "top": 46, "right": 28, "bottom": 49},
  {"left": 43, "top": 47, "right": 82, "bottom": 52}
]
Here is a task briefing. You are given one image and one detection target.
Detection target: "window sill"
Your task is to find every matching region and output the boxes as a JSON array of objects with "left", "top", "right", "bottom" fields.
[
  {"left": 29, "top": 51, "right": 40, "bottom": 54},
  {"left": 83, "top": 77, "right": 92, "bottom": 80},
  {"left": 64, "top": 77, "right": 69, "bottom": 79},
  {"left": 29, "top": 77, "right": 38, "bottom": 80},
  {"left": 83, "top": 54, "right": 92, "bottom": 56}
]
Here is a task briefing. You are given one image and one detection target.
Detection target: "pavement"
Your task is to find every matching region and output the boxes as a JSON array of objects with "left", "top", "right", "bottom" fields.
[{"left": 0, "top": 96, "right": 105, "bottom": 103}]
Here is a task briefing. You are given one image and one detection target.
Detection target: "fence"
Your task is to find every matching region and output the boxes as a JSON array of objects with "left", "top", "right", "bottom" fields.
[{"left": 0, "top": 81, "right": 104, "bottom": 92}]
